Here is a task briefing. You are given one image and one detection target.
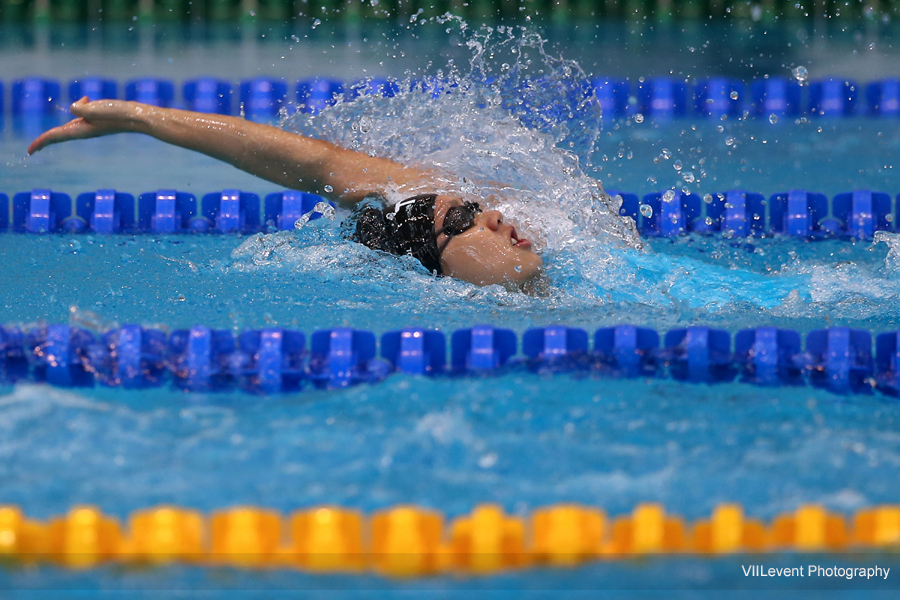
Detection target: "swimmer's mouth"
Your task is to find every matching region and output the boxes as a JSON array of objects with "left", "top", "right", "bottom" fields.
[{"left": 510, "top": 227, "right": 532, "bottom": 250}]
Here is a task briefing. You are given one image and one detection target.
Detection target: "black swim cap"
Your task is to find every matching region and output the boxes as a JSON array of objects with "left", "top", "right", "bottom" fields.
[{"left": 352, "top": 194, "right": 443, "bottom": 274}]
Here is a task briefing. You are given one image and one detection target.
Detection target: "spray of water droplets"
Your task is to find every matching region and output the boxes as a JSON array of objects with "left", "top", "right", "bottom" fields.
[{"left": 282, "top": 18, "right": 639, "bottom": 256}]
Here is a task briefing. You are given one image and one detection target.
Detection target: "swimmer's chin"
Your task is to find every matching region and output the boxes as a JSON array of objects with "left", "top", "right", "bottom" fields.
[
  {"left": 507, "top": 272, "right": 551, "bottom": 296},
  {"left": 464, "top": 266, "right": 547, "bottom": 294}
]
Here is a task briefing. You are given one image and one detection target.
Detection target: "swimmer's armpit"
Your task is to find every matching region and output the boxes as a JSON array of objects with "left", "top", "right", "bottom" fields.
[{"left": 27, "top": 98, "right": 434, "bottom": 208}]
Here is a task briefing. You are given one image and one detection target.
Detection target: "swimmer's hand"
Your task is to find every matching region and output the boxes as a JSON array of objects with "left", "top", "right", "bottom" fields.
[{"left": 27, "top": 97, "right": 140, "bottom": 154}]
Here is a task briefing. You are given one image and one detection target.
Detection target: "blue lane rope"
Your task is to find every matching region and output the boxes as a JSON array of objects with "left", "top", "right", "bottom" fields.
[
  {"left": 3, "top": 76, "right": 897, "bottom": 119},
  {"left": 2, "top": 187, "right": 899, "bottom": 240},
  {"left": 2, "top": 323, "right": 900, "bottom": 395}
]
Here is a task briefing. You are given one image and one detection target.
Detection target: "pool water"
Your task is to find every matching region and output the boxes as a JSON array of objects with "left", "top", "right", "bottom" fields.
[{"left": 2, "top": 16, "right": 900, "bottom": 595}]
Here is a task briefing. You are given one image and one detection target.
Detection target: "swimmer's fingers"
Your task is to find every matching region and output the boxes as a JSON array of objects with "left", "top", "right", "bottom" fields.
[
  {"left": 28, "top": 98, "right": 138, "bottom": 154},
  {"left": 27, "top": 117, "right": 118, "bottom": 154}
]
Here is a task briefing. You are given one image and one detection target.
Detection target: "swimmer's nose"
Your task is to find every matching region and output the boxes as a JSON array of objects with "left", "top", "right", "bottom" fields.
[{"left": 480, "top": 210, "right": 503, "bottom": 232}]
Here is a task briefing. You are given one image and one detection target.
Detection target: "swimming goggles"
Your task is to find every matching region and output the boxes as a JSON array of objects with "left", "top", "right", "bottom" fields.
[{"left": 436, "top": 201, "right": 482, "bottom": 255}]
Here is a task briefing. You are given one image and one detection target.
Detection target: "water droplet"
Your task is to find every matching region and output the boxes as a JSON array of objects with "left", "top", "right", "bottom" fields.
[
  {"left": 722, "top": 229, "right": 735, "bottom": 239},
  {"left": 639, "top": 204, "right": 653, "bottom": 218},
  {"left": 769, "top": 113, "right": 779, "bottom": 124},
  {"left": 662, "top": 190, "right": 676, "bottom": 203},
  {"left": 729, "top": 90, "right": 739, "bottom": 100},
  {"left": 514, "top": 265, "right": 522, "bottom": 273},
  {"left": 323, "top": 185, "right": 334, "bottom": 193},
  {"left": 704, "top": 216, "right": 714, "bottom": 226},
  {"left": 359, "top": 116, "right": 373, "bottom": 133},
  {"left": 682, "top": 172, "right": 695, "bottom": 183},
  {"left": 661, "top": 149, "right": 672, "bottom": 160},
  {"left": 725, "top": 136, "right": 736, "bottom": 146},
  {"left": 673, "top": 160, "right": 683, "bottom": 171},
  {"left": 716, "top": 125, "right": 724, "bottom": 133},
  {"left": 634, "top": 113, "right": 644, "bottom": 123},
  {"left": 703, "top": 193, "right": 714, "bottom": 204},
  {"left": 792, "top": 65, "right": 808, "bottom": 83}
]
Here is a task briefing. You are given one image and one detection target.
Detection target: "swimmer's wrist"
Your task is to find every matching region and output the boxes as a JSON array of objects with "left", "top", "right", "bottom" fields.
[{"left": 123, "top": 102, "right": 159, "bottom": 135}]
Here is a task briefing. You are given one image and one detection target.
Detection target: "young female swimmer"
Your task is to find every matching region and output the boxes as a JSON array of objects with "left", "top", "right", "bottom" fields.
[{"left": 28, "top": 98, "right": 543, "bottom": 287}]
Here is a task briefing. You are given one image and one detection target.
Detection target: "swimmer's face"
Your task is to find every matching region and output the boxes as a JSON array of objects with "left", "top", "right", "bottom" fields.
[{"left": 434, "top": 195, "right": 543, "bottom": 287}]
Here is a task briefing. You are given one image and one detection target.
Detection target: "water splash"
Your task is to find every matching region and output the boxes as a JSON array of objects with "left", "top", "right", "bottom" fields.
[
  {"left": 293, "top": 202, "right": 336, "bottom": 230},
  {"left": 221, "top": 19, "right": 900, "bottom": 326},
  {"left": 283, "top": 19, "right": 639, "bottom": 256}
]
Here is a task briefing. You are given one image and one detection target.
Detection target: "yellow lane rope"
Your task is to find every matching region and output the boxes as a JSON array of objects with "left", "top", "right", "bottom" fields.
[{"left": 0, "top": 503, "right": 898, "bottom": 576}]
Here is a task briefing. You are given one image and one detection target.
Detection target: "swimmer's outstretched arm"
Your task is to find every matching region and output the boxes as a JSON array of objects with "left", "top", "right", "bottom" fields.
[{"left": 27, "top": 97, "right": 430, "bottom": 207}]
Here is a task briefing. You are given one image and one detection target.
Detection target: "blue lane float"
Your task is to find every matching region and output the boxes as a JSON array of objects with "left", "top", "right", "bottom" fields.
[
  {"left": 734, "top": 328, "right": 803, "bottom": 386},
  {"left": 638, "top": 190, "right": 701, "bottom": 237},
  {"left": 308, "top": 328, "right": 388, "bottom": 389},
  {"left": 93, "top": 325, "right": 168, "bottom": 389},
  {"left": 183, "top": 78, "right": 232, "bottom": 115},
  {"left": 12, "top": 189, "right": 74, "bottom": 233},
  {"left": 234, "top": 329, "right": 306, "bottom": 393},
  {"left": 694, "top": 77, "right": 744, "bottom": 118},
  {"left": 4, "top": 187, "right": 900, "bottom": 241},
  {"left": 750, "top": 77, "right": 801, "bottom": 118},
  {"left": 768, "top": 190, "right": 831, "bottom": 238},
  {"left": 866, "top": 80, "right": 900, "bottom": 117},
  {"left": 664, "top": 327, "right": 736, "bottom": 383},
  {"left": 296, "top": 78, "right": 344, "bottom": 115},
  {"left": 809, "top": 79, "right": 858, "bottom": 117},
  {"left": 702, "top": 190, "right": 766, "bottom": 237},
  {"left": 522, "top": 325, "right": 590, "bottom": 371},
  {"left": 136, "top": 190, "right": 200, "bottom": 233},
  {"left": 202, "top": 190, "right": 261, "bottom": 233},
  {"left": 12, "top": 75, "right": 900, "bottom": 119},
  {"left": 125, "top": 79, "right": 174, "bottom": 108},
  {"left": 4, "top": 322, "right": 900, "bottom": 396},
  {"left": 75, "top": 190, "right": 136, "bottom": 234},
  {"left": 69, "top": 78, "right": 117, "bottom": 103},
  {"left": 169, "top": 326, "right": 236, "bottom": 392},
  {"left": 381, "top": 328, "right": 446, "bottom": 376},
  {"left": 27, "top": 324, "right": 95, "bottom": 387},
  {"left": 12, "top": 78, "right": 61, "bottom": 115},
  {"left": 831, "top": 190, "right": 893, "bottom": 240},
  {"left": 637, "top": 78, "right": 687, "bottom": 119},
  {"left": 805, "top": 328, "right": 873, "bottom": 394},
  {"left": 240, "top": 78, "right": 287, "bottom": 119},
  {"left": 592, "top": 77, "right": 630, "bottom": 120},
  {"left": 593, "top": 325, "right": 659, "bottom": 377},
  {"left": 452, "top": 325, "right": 517, "bottom": 373},
  {"left": 1, "top": 188, "right": 331, "bottom": 234}
]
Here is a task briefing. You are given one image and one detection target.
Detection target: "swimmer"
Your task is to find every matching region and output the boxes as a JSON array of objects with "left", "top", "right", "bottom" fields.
[{"left": 28, "top": 97, "right": 543, "bottom": 287}]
